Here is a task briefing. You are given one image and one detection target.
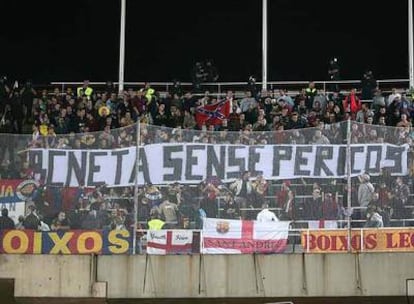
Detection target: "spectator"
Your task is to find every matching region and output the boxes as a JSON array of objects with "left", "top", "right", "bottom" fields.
[
  {"left": 147, "top": 211, "right": 165, "bottom": 230},
  {"left": 357, "top": 174, "right": 375, "bottom": 222},
  {"left": 371, "top": 89, "right": 386, "bottom": 112},
  {"left": 15, "top": 215, "right": 25, "bottom": 230},
  {"left": 286, "top": 111, "right": 307, "bottom": 129},
  {"left": 222, "top": 192, "right": 239, "bottom": 219},
  {"left": 364, "top": 205, "right": 384, "bottom": 228},
  {"left": 251, "top": 174, "right": 269, "bottom": 208},
  {"left": 229, "top": 171, "right": 254, "bottom": 219},
  {"left": 391, "top": 176, "right": 410, "bottom": 219},
  {"left": 67, "top": 204, "right": 84, "bottom": 229},
  {"left": 256, "top": 203, "right": 279, "bottom": 222},
  {"left": 327, "top": 57, "right": 341, "bottom": 92},
  {"left": 240, "top": 91, "right": 257, "bottom": 114},
  {"left": 275, "top": 180, "right": 295, "bottom": 220},
  {"left": 81, "top": 209, "right": 101, "bottom": 230},
  {"left": 77, "top": 80, "right": 93, "bottom": 100},
  {"left": 0, "top": 76, "right": 11, "bottom": 110},
  {"left": 23, "top": 205, "right": 41, "bottom": 230},
  {"left": 309, "top": 129, "right": 330, "bottom": 144},
  {"left": 387, "top": 89, "right": 400, "bottom": 106},
  {"left": 305, "top": 81, "right": 318, "bottom": 109},
  {"left": 355, "top": 103, "right": 374, "bottom": 123},
  {"left": 246, "top": 76, "right": 258, "bottom": 99},
  {"left": 360, "top": 69, "right": 377, "bottom": 100},
  {"left": 192, "top": 202, "right": 207, "bottom": 229},
  {"left": 38, "top": 215, "right": 51, "bottom": 231},
  {"left": 303, "top": 187, "right": 323, "bottom": 220},
  {"left": 204, "top": 60, "right": 219, "bottom": 82},
  {"left": 20, "top": 80, "right": 36, "bottom": 124},
  {"left": 157, "top": 199, "right": 179, "bottom": 228},
  {"left": 342, "top": 88, "right": 361, "bottom": 119},
  {"left": 51, "top": 211, "right": 71, "bottom": 231},
  {"left": 321, "top": 192, "right": 339, "bottom": 220},
  {"left": 199, "top": 176, "right": 221, "bottom": 218},
  {"left": 0, "top": 208, "right": 15, "bottom": 229}
]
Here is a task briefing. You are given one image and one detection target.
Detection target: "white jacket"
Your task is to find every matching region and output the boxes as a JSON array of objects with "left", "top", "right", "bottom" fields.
[{"left": 257, "top": 209, "right": 279, "bottom": 222}]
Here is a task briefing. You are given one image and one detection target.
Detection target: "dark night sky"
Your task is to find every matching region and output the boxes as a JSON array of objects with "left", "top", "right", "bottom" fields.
[{"left": 0, "top": 0, "right": 411, "bottom": 84}]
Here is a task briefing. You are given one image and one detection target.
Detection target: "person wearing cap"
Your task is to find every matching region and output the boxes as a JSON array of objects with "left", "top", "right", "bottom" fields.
[{"left": 0, "top": 208, "right": 15, "bottom": 230}]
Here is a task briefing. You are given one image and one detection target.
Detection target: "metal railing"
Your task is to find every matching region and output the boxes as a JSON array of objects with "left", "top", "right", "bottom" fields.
[{"left": 49, "top": 78, "right": 411, "bottom": 96}]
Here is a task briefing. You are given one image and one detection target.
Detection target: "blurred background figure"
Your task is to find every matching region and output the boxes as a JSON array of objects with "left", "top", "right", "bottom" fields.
[
  {"left": 327, "top": 57, "right": 341, "bottom": 92},
  {"left": 360, "top": 69, "right": 377, "bottom": 100}
]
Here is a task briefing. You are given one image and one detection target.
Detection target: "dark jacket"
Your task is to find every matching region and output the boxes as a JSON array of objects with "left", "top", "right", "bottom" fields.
[{"left": 0, "top": 215, "right": 15, "bottom": 229}]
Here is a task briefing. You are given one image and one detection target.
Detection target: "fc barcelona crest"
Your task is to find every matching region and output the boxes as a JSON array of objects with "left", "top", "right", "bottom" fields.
[{"left": 216, "top": 221, "right": 230, "bottom": 234}]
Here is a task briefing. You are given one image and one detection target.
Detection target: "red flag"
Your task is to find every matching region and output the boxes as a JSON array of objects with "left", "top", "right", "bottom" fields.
[{"left": 195, "top": 99, "right": 230, "bottom": 127}]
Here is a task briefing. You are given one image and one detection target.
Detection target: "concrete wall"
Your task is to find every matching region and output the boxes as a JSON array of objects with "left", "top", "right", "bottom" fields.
[
  {"left": 0, "top": 255, "right": 93, "bottom": 298},
  {"left": 1, "top": 253, "right": 414, "bottom": 299},
  {"left": 98, "top": 253, "right": 414, "bottom": 299}
]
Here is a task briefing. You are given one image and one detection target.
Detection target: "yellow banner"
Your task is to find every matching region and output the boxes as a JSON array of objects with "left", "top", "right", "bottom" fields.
[{"left": 301, "top": 229, "right": 414, "bottom": 253}]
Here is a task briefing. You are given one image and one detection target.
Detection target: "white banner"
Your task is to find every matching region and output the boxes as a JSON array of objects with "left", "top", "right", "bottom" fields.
[
  {"left": 146, "top": 230, "right": 193, "bottom": 255},
  {"left": 28, "top": 143, "right": 409, "bottom": 186},
  {"left": 202, "top": 218, "right": 290, "bottom": 254}
]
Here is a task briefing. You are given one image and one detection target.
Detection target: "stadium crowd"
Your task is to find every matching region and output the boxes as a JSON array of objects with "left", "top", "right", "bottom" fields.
[{"left": 0, "top": 74, "right": 414, "bottom": 232}]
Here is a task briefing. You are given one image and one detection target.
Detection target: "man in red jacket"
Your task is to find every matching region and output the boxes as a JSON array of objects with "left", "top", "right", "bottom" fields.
[{"left": 342, "top": 88, "right": 361, "bottom": 120}]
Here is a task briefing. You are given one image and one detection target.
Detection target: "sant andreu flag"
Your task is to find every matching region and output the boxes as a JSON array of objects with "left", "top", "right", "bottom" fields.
[
  {"left": 202, "top": 218, "right": 290, "bottom": 254},
  {"left": 195, "top": 98, "right": 230, "bottom": 127}
]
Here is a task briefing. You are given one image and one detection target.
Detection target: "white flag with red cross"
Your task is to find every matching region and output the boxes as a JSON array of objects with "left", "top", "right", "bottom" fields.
[
  {"left": 201, "top": 218, "right": 290, "bottom": 254},
  {"left": 146, "top": 230, "right": 193, "bottom": 255}
]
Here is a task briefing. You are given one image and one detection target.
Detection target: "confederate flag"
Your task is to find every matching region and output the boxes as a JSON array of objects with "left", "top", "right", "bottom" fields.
[{"left": 195, "top": 98, "right": 230, "bottom": 128}]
